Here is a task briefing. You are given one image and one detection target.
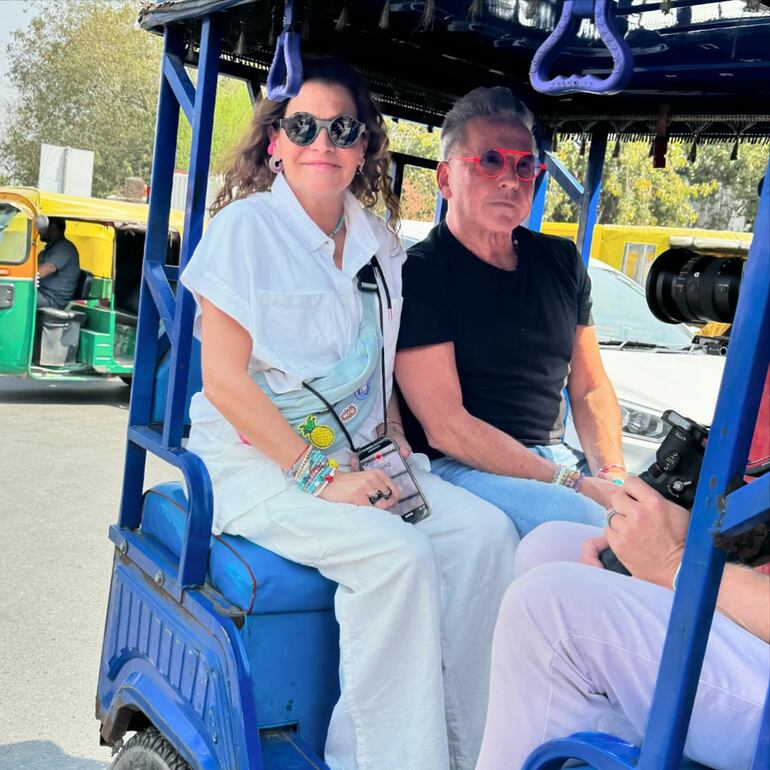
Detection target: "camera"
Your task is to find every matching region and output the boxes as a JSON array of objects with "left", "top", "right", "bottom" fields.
[
  {"left": 599, "top": 411, "right": 707, "bottom": 575},
  {"left": 638, "top": 410, "right": 708, "bottom": 508},
  {"left": 645, "top": 247, "right": 744, "bottom": 326},
  {"left": 599, "top": 246, "right": 769, "bottom": 574}
]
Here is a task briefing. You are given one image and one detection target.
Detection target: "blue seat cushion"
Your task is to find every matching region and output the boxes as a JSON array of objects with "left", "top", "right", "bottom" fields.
[{"left": 141, "top": 482, "right": 336, "bottom": 615}]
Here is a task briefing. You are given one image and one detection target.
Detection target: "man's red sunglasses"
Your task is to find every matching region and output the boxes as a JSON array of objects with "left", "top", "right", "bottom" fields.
[{"left": 450, "top": 148, "right": 546, "bottom": 181}]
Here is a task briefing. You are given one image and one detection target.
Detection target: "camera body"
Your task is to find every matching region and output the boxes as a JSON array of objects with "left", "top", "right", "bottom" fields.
[
  {"left": 638, "top": 410, "right": 708, "bottom": 509},
  {"left": 600, "top": 410, "right": 708, "bottom": 575}
]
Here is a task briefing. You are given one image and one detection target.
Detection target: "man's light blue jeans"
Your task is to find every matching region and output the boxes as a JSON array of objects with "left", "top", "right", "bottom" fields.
[{"left": 430, "top": 443, "right": 606, "bottom": 538}]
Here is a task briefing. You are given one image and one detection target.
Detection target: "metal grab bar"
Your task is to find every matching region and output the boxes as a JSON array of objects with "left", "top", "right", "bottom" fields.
[
  {"left": 529, "top": 0, "right": 633, "bottom": 96},
  {"left": 266, "top": 0, "right": 303, "bottom": 100}
]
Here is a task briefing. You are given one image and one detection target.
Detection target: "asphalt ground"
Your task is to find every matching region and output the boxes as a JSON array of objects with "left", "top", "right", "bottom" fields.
[{"left": 0, "top": 376, "right": 182, "bottom": 769}]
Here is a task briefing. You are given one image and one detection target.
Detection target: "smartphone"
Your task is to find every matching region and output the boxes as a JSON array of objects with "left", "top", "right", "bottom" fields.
[{"left": 357, "top": 437, "right": 431, "bottom": 525}]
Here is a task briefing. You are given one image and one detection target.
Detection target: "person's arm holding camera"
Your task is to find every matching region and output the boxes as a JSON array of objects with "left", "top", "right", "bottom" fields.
[{"left": 582, "top": 477, "right": 770, "bottom": 643}]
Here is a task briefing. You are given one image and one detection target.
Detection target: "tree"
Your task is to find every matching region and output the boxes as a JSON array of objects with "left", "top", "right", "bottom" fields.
[
  {"left": 686, "top": 142, "right": 768, "bottom": 231},
  {"left": 384, "top": 118, "right": 440, "bottom": 221},
  {"left": 175, "top": 79, "right": 254, "bottom": 175},
  {"left": 0, "top": 0, "right": 255, "bottom": 197},
  {"left": 1, "top": 1, "right": 161, "bottom": 197},
  {"left": 544, "top": 138, "right": 722, "bottom": 228}
]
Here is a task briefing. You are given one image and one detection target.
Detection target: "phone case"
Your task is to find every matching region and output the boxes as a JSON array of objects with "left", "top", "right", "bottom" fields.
[{"left": 358, "top": 437, "right": 431, "bottom": 524}]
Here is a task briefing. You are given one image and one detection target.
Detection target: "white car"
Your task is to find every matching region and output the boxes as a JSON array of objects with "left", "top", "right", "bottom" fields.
[
  {"left": 567, "top": 259, "right": 723, "bottom": 474},
  {"left": 399, "top": 222, "right": 724, "bottom": 474}
]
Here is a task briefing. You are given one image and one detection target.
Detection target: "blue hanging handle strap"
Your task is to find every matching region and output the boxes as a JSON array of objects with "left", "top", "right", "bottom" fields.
[
  {"left": 266, "top": 0, "right": 303, "bottom": 101},
  {"left": 530, "top": 0, "right": 633, "bottom": 96}
]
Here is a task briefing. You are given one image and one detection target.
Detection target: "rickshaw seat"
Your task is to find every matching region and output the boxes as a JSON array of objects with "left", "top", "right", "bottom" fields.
[
  {"left": 141, "top": 481, "right": 337, "bottom": 615},
  {"left": 74, "top": 269, "right": 93, "bottom": 300}
]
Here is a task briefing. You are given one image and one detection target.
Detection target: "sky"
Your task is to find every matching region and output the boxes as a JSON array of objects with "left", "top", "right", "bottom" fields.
[{"left": 0, "top": 0, "right": 41, "bottom": 105}]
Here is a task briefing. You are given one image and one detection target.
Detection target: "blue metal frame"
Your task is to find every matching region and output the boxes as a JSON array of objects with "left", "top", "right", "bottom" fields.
[
  {"left": 524, "top": 152, "right": 770, "bottom": 770},
  {"left": 120, "top": 19, "right": 220, "bottom": 594},
  {"left": 98, "top": 17, "right": 269, "bottom": 769},
  {"left": 528, "top": 129, "right": 606, "bottom": 266}
]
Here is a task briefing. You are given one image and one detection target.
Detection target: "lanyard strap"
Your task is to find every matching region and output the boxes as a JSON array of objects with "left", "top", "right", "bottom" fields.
[{"left": 302, "top": 257, "right": 391, "bottom": 453}]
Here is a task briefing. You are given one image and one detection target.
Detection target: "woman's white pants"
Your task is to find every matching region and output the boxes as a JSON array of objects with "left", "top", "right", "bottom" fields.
[
  {"left": 475, "top": 521, "right": 770, "bottom": 770},
  {"left": 224, "top": 468, "right": 519, "bottom": 770}
]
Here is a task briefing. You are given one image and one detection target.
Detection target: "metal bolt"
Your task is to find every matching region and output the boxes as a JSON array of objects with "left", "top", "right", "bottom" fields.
[
  {"left": 717, "top": 495, "right": 726, "bottom": 513},
  {"left": 118, "top": 540, "right": 128, "bottom": 554},
  {"left": 154, "top": 571, "right": 164, "bottom": 586}
]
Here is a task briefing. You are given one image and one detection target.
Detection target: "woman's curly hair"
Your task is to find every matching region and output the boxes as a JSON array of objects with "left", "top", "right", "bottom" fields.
[{"left": 210, "top": 58, "right": 400, "bottom": 230}]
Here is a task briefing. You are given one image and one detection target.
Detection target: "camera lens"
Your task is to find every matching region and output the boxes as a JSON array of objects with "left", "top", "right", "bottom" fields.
[{"left": 645, "top": 248, "right": 744, "bottom": 325}]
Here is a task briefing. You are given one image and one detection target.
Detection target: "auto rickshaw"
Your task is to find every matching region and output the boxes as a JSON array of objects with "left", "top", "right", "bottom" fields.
[
  {"left": 0, "top": 187, "right": 183, "bottom": 381},
  {"left": 95, "top": 1, "right": 770, "bottom": 768}
]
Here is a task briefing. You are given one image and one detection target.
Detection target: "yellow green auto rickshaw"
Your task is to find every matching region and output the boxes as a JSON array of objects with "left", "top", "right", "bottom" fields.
[{"left": 0, "top": 187, "right": 183, "bottom": 381}]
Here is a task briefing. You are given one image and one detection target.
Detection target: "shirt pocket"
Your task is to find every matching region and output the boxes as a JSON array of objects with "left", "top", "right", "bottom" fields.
[{"left": 252, "top": 290, "right": 353, "bottom": 369}]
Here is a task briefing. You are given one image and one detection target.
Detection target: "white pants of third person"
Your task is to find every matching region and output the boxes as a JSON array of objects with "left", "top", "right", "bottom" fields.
[
  {"left": 476, "top": 521, "right": 769, "bottom": 770},
  {"left": 224, "top": 467, "right": 519, "bottom": 770}
]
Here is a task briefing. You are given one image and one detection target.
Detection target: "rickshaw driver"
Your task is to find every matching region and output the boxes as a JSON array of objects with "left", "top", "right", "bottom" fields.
[
  {"left": 36, "top": 216, "right": 80, "bottom": 308},
  {"left": 396, "top": 87, "right": 624, "bottom": 538}
]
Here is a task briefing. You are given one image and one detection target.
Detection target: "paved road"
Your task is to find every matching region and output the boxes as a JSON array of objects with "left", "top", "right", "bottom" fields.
[{"left": 0, "top": 377, "right": 182, "bottom": 769}]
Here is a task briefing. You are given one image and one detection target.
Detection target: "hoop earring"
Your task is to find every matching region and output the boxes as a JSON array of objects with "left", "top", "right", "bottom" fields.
[{"left": 269, "top": 155, "right": 283, "bottom": 174}]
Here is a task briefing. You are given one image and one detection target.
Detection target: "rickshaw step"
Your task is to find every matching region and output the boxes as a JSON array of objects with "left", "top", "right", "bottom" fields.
[{"left": 260, "top": 729, "right": 331, "bottom": 769}]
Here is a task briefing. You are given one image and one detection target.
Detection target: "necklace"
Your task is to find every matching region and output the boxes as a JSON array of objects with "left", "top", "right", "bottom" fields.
[{"left": 329, "top": 214, "right": 345, "bottom": 238}]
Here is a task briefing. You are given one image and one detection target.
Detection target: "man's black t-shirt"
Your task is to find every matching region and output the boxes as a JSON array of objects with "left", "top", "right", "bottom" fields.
[{"left": 396, "top": 221, "right": 593, "bottom": 460}]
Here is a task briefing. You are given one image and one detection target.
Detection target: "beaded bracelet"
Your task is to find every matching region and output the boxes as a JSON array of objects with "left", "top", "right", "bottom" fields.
[
  {"left": 552, "top": 464, "right": 585, "bottom": 491},
  {"left": 599, "top": 463, "right": 626, "bottom": 476},
  {"left": 286, "top": 445, "right": 337, "bottom": 497}
]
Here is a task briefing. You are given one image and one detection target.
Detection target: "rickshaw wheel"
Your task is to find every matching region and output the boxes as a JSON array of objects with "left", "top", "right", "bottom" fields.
[
  {"left": 110, "top": 727, "right": 190, "bottom": 769},
  {"left": 119, "top": 375, "right": 132, "bottom": 386}
]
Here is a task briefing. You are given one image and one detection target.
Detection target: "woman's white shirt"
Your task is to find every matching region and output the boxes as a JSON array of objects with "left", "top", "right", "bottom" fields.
[{"left": 180, "top": 173, "right": 406, "bottom": 533}]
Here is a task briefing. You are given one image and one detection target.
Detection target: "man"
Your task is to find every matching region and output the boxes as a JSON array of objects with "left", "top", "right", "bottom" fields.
[
  {"left": 476, "top": 479, "right": 769, "bottom": 770},
  {"left": 395, "top": 86, "right": 623, "bottom": 536},
  {"left": 36, "top": 217, "right": 80, "bottom": 308}
]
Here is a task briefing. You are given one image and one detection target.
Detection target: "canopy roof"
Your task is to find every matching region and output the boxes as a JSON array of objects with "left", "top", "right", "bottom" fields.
[{"left": 138, "top": 0, "right": 770, "bottom": 141}]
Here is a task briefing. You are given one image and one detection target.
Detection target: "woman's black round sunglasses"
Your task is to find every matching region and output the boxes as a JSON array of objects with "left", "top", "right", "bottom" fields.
[{"left": 279, "top": 112, "right": 366, "bottom": 148}]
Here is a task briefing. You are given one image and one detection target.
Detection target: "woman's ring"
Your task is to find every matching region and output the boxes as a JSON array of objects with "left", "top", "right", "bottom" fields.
[
  {"left": 368, "top": 491, "right": 384, "bottom": 505},
  {"left": 606, "top": 508, "right": 621, "bottom": 530},
  {"left": 381, "top": 486, "right": 393, "bottom": 500}
]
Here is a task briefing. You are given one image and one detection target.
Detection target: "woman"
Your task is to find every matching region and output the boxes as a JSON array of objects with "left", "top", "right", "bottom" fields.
[
  {"left": 180, "top": 59, "right": 519, "bottom": 770},
  {"left": 475, "top": 478, "right": 769, "bottom": 770}
]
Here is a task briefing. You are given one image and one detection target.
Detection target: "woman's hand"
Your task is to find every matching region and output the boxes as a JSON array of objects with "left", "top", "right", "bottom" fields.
[
  {"left": 319, "top": 468, "right": 400, "bottom": 510},
  {"left": 603, "top": 476, "right": 688, "bottom": 587}
]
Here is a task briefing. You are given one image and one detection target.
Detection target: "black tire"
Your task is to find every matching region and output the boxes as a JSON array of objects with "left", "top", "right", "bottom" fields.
[
  {"left": 110, "top": 727, "right": 191, "bottom": 770},
  {"left": 119, "top": 375, "right": 133, "bottom": 386}
]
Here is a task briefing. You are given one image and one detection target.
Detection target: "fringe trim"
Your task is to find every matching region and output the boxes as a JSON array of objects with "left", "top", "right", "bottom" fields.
[
  {"left": 467, "top": 0, "right": 483, "bottom": 20},
  {"left": 419, "top": 0, "right": 435, "bottom": 30},
  {"left": 379, "top": 0, "right": 390, "bottom": 29}
]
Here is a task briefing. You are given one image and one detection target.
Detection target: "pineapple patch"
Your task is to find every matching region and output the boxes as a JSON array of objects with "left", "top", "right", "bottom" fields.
[{"left": 298, "top": 415, "right": 336, "bottom": 449}]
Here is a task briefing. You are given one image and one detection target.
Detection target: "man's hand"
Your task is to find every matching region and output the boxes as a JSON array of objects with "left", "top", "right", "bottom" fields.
[
  {"left": 580, "top": 534, "right": 610, "bottom": 568},
  {"left": 350, "top": 428, "right": 412, "bottom": 471},
  {"left": 385, "top": 424, "right": 413, "bottom": 460},
  {"left": 603, "top": 476, "right": 688, "bottom": 588},
  {"left": 579, "top": 475, "right": 621, "bottom": 510}
]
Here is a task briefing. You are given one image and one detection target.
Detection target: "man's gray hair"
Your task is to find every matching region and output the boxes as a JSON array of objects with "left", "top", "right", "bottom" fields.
[{"left": 440, "top": 86, "right": 536, "bottom": 160}]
